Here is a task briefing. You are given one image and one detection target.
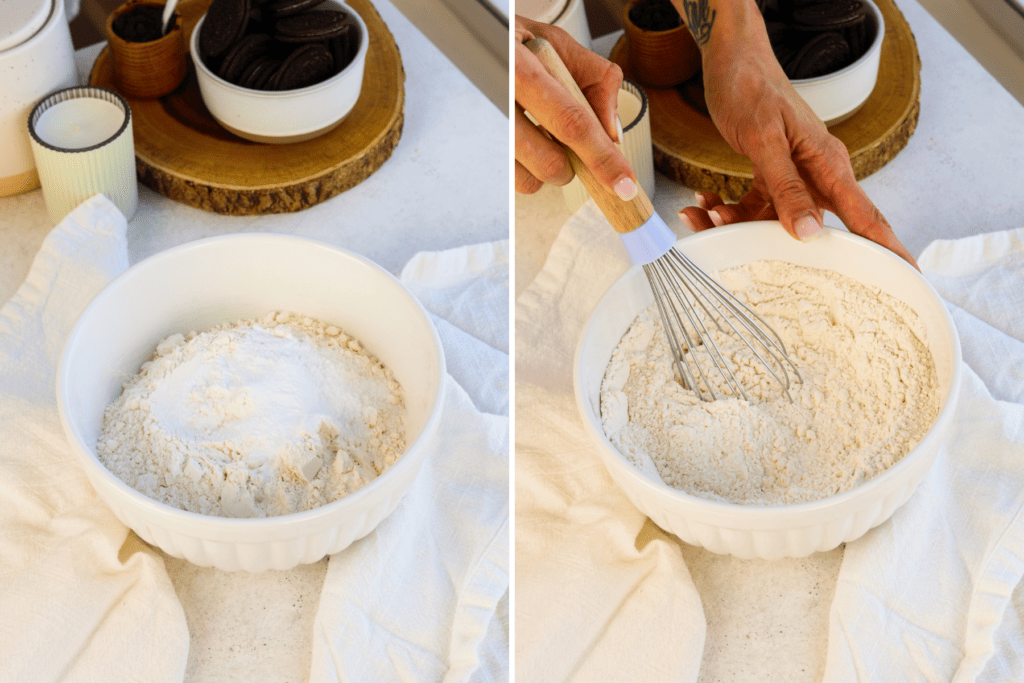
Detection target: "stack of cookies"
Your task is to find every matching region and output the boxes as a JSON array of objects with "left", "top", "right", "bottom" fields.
[
  {"left": 759, "top": 0, "right": 876, "bottom": 80},
  {"left": 198, "top": 0, "right": 359, "bottom": 91}
]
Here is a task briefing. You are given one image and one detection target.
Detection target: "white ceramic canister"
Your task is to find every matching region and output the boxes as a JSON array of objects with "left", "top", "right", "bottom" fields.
[
  {"left": 519, "top": 0, "right": 593, "bottom": 51},
  {"left": 0, "top": 0, "right": 78, "bottom": 197}
]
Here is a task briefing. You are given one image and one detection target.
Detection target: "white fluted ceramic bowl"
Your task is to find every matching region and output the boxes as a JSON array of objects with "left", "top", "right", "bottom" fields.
[
  {"left": 574, "top": 221, "right": 961, "bottom": 560},
  {"left": 57, "top": 234, "right": 445, "bottom": 571}
]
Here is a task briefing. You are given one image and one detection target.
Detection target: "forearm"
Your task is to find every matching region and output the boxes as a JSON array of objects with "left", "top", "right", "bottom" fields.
[{"left": 668, "top": 0, "right": 776, "bottom": 66}]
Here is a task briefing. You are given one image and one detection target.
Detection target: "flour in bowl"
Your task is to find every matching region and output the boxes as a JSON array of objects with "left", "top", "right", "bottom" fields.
[
  {"left": 600, "top": 260, "right": 940, "bottom": 505},
  {"left": 98, "top": 312, "right": 405, "bottom": 518}
]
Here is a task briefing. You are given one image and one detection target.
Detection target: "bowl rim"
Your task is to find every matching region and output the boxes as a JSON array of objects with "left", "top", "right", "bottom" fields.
[
  {"left": 790, "top": 0, "right": 885, "bottom": 86},
  {"left": 188, "top": 1, "right": 369, "bottom": 99},
  {"left": 56, "top": 233, "right": 447, "bottom": 530},
  {"left": 621, "top": 0, "right": 690, "bottom": 36},
  {"left": 573, "top": 221, "right": 963, "bottom": 522}
]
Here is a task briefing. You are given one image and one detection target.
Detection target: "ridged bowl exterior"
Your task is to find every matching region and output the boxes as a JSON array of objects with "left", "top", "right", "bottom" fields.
[
  {"left": 57, "top": 234, "right": 446, "bottom": 572},
  {"left": 574, "top": 222, "right": 962, "bottom": 560}
]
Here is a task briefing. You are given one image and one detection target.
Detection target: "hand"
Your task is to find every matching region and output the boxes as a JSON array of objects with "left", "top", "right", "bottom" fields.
[
  {"left": 672, "top": 1, "right": 918, "bottom": 269},
  {"left": 514, "top": 16, "right": 639, "bottom": 201}
]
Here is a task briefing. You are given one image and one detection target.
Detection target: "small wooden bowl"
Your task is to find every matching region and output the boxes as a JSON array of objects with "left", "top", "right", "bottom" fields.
[
  {"left": 106, "top": 1, "right": 187, "bottom": 99},
  {"left": 623, "top": 0, "right": 701, "bottom": 89}
]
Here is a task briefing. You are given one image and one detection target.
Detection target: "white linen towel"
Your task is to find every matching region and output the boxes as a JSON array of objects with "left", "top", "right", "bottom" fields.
[
  {"left": 515, "top": 202, "right": 706, "bottom": 683},
  {"left": 310, "top": 242, "right": 510, "bottom": 683},
  {"left": 824, "top": 228, "right": 1024, "bottom": 682},
  {"left": 0, "top": 195, "right": 510, "bottom": 682},
  {"left": 0, "top": 195, "right": 189, "bottom": 683}
]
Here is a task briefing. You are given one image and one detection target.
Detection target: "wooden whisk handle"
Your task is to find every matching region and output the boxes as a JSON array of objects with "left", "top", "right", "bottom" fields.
[{"left": 525, "top": 37, "right": 655, "bottom": 235}]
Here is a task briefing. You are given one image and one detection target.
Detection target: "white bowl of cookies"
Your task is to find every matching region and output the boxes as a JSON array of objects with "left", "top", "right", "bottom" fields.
[
  {"left": 764, "top": 0, "right": 885, "bottom": 125},
  {"left": 189, "top": 0, "right": 368, "bottom": 143}
]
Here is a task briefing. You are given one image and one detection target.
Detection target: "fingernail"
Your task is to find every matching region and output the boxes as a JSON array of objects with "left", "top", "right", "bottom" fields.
[
  {"left": 707, "top": 209, "right": 724, "bottom": 227},
  {"left": 614, "top": 176, "right": 638, "bottom": 201},
  {"left": 679, "top": 212, "right": 696, "bottom": 232},
  {"left": 795, "top": 215, "right": 823, "bottom": 242},
  {"left": 615, "top": 116, "right": 624, "bottom": 144},
  {"left": 694, "top": 192, "right": 707, "bottom": 209}
]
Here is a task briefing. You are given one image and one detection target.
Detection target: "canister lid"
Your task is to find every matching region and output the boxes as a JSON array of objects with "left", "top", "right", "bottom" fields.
[
  {"left": 0, "top": 0, "right": 53, "bottom": 53},
  {"left": 518, "top": 0, "right": 568, "bottom": 25}
]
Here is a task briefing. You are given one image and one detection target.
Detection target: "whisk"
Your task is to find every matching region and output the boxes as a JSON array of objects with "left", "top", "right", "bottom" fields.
[{"left": 526, "top": 38, "right": 801, "bottom": 402}]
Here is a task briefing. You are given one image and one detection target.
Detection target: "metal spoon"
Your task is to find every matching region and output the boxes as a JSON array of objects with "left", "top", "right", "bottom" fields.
[{"left": 161, "top": 0, "right": 180, "bottom": 35}]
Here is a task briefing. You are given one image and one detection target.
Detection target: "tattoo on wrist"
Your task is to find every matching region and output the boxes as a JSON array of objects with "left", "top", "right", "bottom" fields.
[{"left": 682, "top": 0, "right": 716, "bottom": 47}]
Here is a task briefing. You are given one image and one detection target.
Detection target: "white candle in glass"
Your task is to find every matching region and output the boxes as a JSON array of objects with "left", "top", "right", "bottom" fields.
[
  {"left": 28, "top": 86, "right": 138, "bottom": 224},
  {"left": 33, "top": 98, "right": 126, "bottom": 150}
]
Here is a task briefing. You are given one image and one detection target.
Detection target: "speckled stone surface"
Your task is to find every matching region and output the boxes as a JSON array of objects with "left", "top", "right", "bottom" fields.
[
  {"left": 515, "top": 0, "right": 1024, "bottom": 680},
  {"left": 0, "top": 1, "right": 507, "bottom": 680}
]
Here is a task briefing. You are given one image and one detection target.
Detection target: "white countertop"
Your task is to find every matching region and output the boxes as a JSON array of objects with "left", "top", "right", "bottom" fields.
[
  {"left": 514, "top": 0, "right": 1024, "bottom": 680},
  {"left": 0, "top": 1, "right": 507, "bottom": 680}
]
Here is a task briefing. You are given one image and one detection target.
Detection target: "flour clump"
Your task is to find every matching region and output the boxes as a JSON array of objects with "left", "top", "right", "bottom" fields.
[
  {"left": 98, "top": 312, "right": 406, "bottom": 517},
  {"left": 600, "top": 260, "right": 940, "bottom": 505}
]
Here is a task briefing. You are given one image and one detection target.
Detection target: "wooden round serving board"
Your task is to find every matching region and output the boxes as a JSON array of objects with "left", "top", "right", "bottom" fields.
[
  {"left": 89, "top": 0, "right": 404, "bottom": 215},
  {"left": 610, "top": 0, "right": 920, "bottom": 201}
]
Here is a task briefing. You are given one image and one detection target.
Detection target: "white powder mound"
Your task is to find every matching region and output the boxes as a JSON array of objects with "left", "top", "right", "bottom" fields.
[
  {"left": 600, "top": 260, "right": 940, "bottom": 505},
  {"left": 97, "top": 312, "right": 406, "bottom": 518}
]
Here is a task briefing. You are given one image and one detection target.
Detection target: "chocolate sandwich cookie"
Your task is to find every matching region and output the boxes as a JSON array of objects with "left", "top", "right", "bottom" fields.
[
  {"left": 784, "top": 31, "right": 850, "bottom": 79},
  {"left": 791, "top": 1, "right": 869, "bottom": 71},
  {"left": 325, "top": 24, "right": 356, "bottom": 73},
  {"left": 239, "top": 55, "right": 281, "bottom": 89},
  {"left": 790, "top": 0, "right": 867, "bottom": 31},
  {"left": 265, "top": 43, "right": 335, "bottom": 90},
  {"left": 274, "top": 10, "right": 351, "bottom": 42},
  {"left": 765, "top": 20, "right": 791, "bottom": 49},
  {"left": 218, "top": 33, "right": 273, "bottom": 84},
  {"left": 843, "top": 14, "right": 873, "bottom": 58},
  {"left": 263, "top": 0, "right": 320, "bottom": 20},
  {"left": 199, "top": 0, "right": 250, "bottom": 61},
  {"left": 275, "top": 9, "right": 357, "bottom": 71}
]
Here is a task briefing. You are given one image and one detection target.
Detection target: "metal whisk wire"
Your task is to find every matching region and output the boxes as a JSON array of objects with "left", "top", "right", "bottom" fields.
[{"left": 645, "top": 248, "right": 802, "bottom": 402}]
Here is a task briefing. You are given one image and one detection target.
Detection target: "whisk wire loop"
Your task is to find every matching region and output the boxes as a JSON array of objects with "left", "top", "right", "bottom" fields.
[
  {"left": 668, "top": 251, "right": 802, "bottom": 397},
  {"left": 645, "top": 247, "right": 803, "bottom": 403},
  {"left": 660, "top": 259, "right": 750, "bottom": 400},
  {"left": 670, "top": 251, "right": 801, "bottom": 386},
  {"left": 646, "top": 263, "right": 714, "bottom": 399}
]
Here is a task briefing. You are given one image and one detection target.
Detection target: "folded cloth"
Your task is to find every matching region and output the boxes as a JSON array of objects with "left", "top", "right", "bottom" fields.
[
  {"left": 0, "top": 195, "right": 189, "bottom": 683},
  {"left": 310, "top": 242, "right": 510, "bottom": 683},
  {"left": 515, "top": 202, "right": 705, "bottom": 683},
  {"left": 824, "top": 228, "right": 1024, "bottom": 682},
  {"left": 0, "top": 195, "right": 509, "bottom": 682}
]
